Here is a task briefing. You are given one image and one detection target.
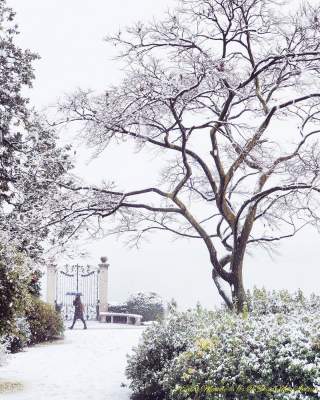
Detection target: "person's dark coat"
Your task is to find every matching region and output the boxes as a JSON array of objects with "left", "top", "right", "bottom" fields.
[
  {"left": 73, "top": 297, "right": 84, "bottom": 318},
  {"left": 69, "top": 294, "right": 87, "bottom": 329}
]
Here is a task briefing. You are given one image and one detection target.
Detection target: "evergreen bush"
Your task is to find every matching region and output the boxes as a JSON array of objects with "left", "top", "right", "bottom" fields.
[
  {"left": 126, "top": 291, "right": 320, "bottom": 400},
  {"left": 126, "top": 308, "right": 215, "bottom": 399},
  {"left": 26, "top": 297, "right": 64, "bottom": 344},
  {"left": 5, "top": 317, "right": 31, "bottom": 353},
  {"left": 109, "top": 292, "right": 165, "bottom": 322},
  {"left": 0, "top": 257, "right": 30, "bottom": 337},
  {"left": 0, "top": 337, "right": 8, "bottom": 366},
  {"left": 126, "top": 292, "right": 165, "bottom": 321}
]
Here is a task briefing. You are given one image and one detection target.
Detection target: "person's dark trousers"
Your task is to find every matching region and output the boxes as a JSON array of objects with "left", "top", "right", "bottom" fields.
[{"left": 69, "top": 316, "right": 87, "bottom": 329}]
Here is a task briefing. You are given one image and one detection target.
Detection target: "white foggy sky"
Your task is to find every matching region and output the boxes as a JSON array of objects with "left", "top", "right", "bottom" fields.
[{"left": 9, "top": 0, "right": 320, "bottom": 309}]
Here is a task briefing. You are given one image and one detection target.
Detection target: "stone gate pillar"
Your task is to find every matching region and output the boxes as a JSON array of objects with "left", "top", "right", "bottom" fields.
[
  {"left": 98, "top": 256, "right": 109, "bottom": 314},
  {"left": 47, "top": 264, "right": 57, "bottom": 305}
]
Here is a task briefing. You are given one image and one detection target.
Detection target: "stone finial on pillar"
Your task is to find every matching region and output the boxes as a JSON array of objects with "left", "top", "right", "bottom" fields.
[
  {"left": 98, "top": 256, "right": 109, "bottom": 314},
  {"left": 47, "top": 264, "right": 57, "bottom": 305}
]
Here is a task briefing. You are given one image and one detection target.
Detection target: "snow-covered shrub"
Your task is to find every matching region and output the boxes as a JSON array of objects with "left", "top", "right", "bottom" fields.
[
  {"left": 108, "top": 302, "right": 128, "bottom": 314},
  {"left": 126, "top": 308, "right": 216, "bottom": 399},
  {"left": 26, "top": 297, "right": 64, "bottom": 344},
  {"left": 0, "top": 337, "right": 8, "bottom": 366},
  {"left": 246, "top": 287, "right": 320, "bottom": 315},
  {"left": 28, "top": 270, "right": 43, "bottom": 298},
  {"left": 0, "top": 255, "right": 30, "bottom": 337},
  {"left": 126, "top": 292, "right": 165, "bottom": 321},
  {"left": 109, "top": 292, "right": 165, "bottom": 322},
  {"left": 6, "top": 317, "right": 31, "bottom": 353},
  {"left": 163, "top": 311, "right": 320, "bottom": 400},
  {"left": 127, "top": 297, "right": 320, "bottom": 400}
]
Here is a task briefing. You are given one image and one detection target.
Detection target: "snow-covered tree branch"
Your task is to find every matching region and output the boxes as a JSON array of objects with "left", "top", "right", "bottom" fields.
[
  {"left": 55, "top": 0, "right": 320, "bottom": 311},
  {"left": 0, "top": 0, "right": 73, "bottom": 261}
]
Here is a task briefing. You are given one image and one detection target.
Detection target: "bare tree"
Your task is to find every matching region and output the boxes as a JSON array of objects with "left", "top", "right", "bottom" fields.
[{"left": 55, "top": 0, "right": 320, "bottom": 311}]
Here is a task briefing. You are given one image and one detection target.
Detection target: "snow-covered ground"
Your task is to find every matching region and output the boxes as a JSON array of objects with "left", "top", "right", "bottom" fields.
[{"left": 0, "top": 322, "right": 144, "bottom": 400}]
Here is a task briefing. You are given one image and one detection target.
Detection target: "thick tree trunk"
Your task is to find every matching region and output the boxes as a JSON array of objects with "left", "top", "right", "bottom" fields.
[
  {"left": 230, "top": 249, "right": 247, "bottom": 313},
  {"left": 211, "top": 254, "right": 247, "bottom": 313},
  {"left": 232, "top": 272, "right": 246, "bottom": 313}
]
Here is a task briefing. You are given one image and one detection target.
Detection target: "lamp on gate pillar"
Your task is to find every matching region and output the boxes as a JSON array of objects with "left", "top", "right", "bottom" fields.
[
  {"left": 47, "top": 264, "right": 57, "bottom": 305},
  {"left": 98, "top": 256, "right": 109, "bottom": 313}
]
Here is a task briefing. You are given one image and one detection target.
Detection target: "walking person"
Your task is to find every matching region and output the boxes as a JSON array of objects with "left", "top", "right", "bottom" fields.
[{"left": 69, "top": 294, "right": 87, "bottom": 329}]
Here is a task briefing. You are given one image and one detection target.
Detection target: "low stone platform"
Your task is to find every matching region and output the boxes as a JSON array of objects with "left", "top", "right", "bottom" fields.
[{"left": 99, "top": 312, "right": 142, "bottom": 325}]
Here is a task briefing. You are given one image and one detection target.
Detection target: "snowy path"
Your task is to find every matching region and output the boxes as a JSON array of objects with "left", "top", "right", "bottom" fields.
[{"left": 0, "top": 322, "right": 144, "bottom": 400}]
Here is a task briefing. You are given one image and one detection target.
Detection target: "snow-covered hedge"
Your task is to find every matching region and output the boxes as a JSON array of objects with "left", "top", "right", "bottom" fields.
[
  {"left": 246, "top": 287, "right": 320, "bottom": 315},
  {"left": 109, "top": 292, "right": 165, "bottom": 322},
  {"left": 0, "top": 337, "right": 8, "bottom": 366},
  {"left": 126, "top": 309, "right": 216, "bottom": 399},
  {"left": 126, "top": 292, "right": 320, "bottom": 400},
  {"left": 164, "top": 312, "right": 320, "bottom": 400},
  {"left": 0, "top": 256, "right": 30, "bottom": 338},
  {"left": 26, "top": 297, "right": 64, "bottom": 344},
  {"left": 6, "top": 317, "right": 31, "bottom": 353}
]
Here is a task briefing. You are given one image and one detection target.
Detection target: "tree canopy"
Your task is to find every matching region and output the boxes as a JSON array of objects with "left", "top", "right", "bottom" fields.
[
  {"left": 0, "top": 0, "right": 72, "bottom": 261},
  {"left": 55, "top": 0, "right": 320, "bottom": 311}
]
